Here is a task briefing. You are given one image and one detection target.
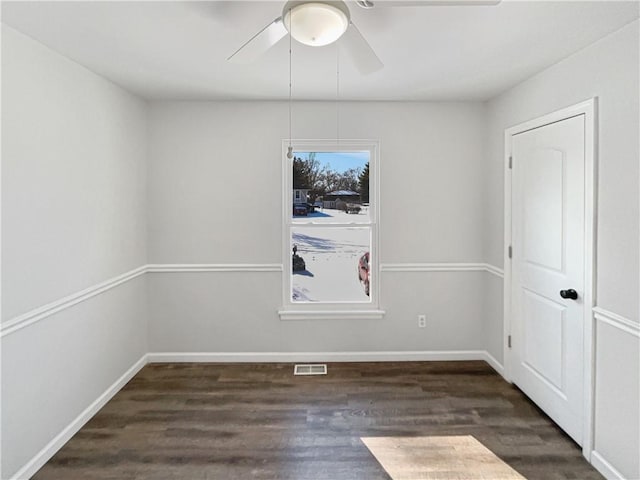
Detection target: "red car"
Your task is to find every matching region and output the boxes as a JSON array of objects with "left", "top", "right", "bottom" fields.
[{"left": 358, "top": 252, "right": 370, "bottom": 296}]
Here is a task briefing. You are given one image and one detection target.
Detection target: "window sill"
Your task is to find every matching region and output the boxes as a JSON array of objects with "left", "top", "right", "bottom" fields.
[{"left": 278, "top": 309, "right": 386, "bottom": 321}]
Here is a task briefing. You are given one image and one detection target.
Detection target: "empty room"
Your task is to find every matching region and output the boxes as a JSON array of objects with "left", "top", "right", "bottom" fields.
[{"left": 1, "top": 1, "right": 639, "bottom": 479}]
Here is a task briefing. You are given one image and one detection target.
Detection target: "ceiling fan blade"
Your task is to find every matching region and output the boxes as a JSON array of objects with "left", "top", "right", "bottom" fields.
[
  {"left": 357, "top": 0, "right": 500, "bottom": 7},
  {"left": 227, "top": 16, "right": 287, "bottom": 63},
  {"left": 341, "top": 22, "right": 384, "bottom": 74}
]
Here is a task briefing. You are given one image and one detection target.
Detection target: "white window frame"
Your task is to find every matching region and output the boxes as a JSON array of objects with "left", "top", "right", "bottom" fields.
[{"left": 278, "top": 139, "right": 384, "bottom": 321}]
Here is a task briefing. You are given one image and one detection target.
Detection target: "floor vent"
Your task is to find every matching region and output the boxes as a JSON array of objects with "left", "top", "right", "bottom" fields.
[{"left": 294, "top": 364, "right": 327, "bottom": 376}]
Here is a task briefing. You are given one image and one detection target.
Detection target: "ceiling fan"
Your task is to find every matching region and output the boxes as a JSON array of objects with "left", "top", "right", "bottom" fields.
[{"left": 227, "top": 0, "right": 501, "bottom": 74}]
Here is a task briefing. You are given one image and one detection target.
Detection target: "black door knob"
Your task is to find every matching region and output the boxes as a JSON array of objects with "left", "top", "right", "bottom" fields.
[{"left": 560, "top": 289, "right": 578, "bottom": 300}]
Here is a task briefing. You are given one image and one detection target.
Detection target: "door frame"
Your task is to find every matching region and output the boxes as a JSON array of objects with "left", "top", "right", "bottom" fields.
[{"left": 503, "top": 98, "right": 597, "bottom": 460}]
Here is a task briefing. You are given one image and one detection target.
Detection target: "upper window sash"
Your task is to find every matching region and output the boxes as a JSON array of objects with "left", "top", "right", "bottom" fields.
[{"left": 284, "top": 140, "right": 378, "bottom": 226}]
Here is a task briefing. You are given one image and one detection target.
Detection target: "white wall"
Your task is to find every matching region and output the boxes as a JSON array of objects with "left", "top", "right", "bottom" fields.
[
  {"left": 484, "top": 20, "right": 640, "bottom": 479},
  {"left": 147, "top": 101, "right": 494, "bottom": 355},
  {"left": 1, "top": 25, "right": 148, "bottom": 479}
]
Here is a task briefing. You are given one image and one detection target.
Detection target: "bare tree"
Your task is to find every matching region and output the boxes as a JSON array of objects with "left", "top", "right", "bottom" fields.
[
  {"left": 304, "top": 153, "right": 324, "bottom": 193},
  {"left": 295, "top": 153, "right": 362, "bottom": 196}
]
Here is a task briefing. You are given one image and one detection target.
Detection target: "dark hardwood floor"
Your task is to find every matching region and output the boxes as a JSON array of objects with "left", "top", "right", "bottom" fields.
[{"left": 33, "top": 361, "right": 603, "bottom": 480}]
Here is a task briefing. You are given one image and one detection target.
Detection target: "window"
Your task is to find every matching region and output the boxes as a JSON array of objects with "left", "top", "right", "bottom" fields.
[{"left": 280, "top": 140, "right": 383, "bottom": 320}]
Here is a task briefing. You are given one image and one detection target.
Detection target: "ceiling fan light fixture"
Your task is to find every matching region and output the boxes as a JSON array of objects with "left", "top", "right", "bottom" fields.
[{"left": 283, "top": 1, "right": 350, "bottom": 47}]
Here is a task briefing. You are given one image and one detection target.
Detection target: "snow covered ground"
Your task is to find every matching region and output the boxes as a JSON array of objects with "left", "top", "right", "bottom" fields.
[
  {"left": 291, "top": 208, "right": 371, "bottom": 303},
  {"left": 292, "top": 205, "right": 370, "bottom": 225}
]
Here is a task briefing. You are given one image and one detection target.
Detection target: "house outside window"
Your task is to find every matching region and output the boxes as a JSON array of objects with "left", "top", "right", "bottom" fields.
[{"left": 279, "top": 140, "right": 384, "bottom": 321}]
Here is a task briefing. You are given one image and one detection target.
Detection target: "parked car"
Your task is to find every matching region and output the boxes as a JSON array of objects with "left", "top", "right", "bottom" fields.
[
  {"left": 293, "top": 203, "right": 308, "bottom": 216},
  {"left": 345, "top": 203, "right": 361, "bottom": 214},
  {"left": 358, "top": 252, "right": 370, "bottom": 296}
]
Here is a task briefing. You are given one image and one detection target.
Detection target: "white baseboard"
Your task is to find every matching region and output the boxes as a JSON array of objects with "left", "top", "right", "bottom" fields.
[
  {"left": 482, "top": 351, "right": 506, "bottom": 379},
  {"left": 10, "top": 354, "right": 148, "bottom": 480},
  {"left": 591, "top": 451, "right": 626, "bottom": 480},
  {"left": 147, "top": 350, "right": 502, "bottom": 366}
]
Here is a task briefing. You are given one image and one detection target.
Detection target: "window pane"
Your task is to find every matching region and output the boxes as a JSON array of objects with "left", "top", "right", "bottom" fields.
[
  {"left": 291, "top": 226, "right": 371, "bottom": 303},
  {"left": 292, "top": 152, "right": 370, "bottom": 222}
]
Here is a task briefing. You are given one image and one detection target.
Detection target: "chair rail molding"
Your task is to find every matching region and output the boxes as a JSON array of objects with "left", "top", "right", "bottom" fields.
[
  {"left": 592, "top": 306, "right": 639, "bottom": 337},
  {"left": 381, "top": 263, "right": 504, "bottom": 278},
  {"left": 1, "top": 265, "right": 147, "bottom": 337},
  {"left": 1, "top": 264, "right": 287, "bottom": 338},
  {"left": 2, "top": 262, "right": 506, "bottom": 338},
  {"left": 146, "top": 263, "right": 284, "bottom": 273}
]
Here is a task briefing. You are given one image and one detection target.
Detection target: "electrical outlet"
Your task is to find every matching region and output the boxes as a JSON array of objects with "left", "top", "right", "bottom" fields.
[{"left": 418, "top": 314, "right": 426, "bottom": 328}]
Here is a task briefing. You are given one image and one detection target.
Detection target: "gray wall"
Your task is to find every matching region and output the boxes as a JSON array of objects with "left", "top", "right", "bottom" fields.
[
  {"left": 147, "top": 101, "right": 493, "bottom": 354},
  {"left": 483, "top": 20, "right": 639, "bottom": 479},
  {"left": 147, "top": 101, "right": 487, "bottom": 264},
  {"left": 1, "top": 25, "right": 149, "bottom": 479}
]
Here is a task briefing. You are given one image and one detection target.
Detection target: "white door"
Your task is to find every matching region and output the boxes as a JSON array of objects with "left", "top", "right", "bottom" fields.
[{"left": 511, "top": 114, "right": 585, "bottom": 445}]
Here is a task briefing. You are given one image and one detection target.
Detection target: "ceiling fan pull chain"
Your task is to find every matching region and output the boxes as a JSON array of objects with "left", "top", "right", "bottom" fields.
[
  {"left": 287, "top": 8, "right": 293, "bottom": 159},
  {"left": 336, "top": 42, "right": 340, "bottom": 146}
]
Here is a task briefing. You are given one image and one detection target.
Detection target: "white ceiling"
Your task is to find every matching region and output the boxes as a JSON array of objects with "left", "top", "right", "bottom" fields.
[{"left": 2, "top": 1, "right": 638, "bottom": 101}]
